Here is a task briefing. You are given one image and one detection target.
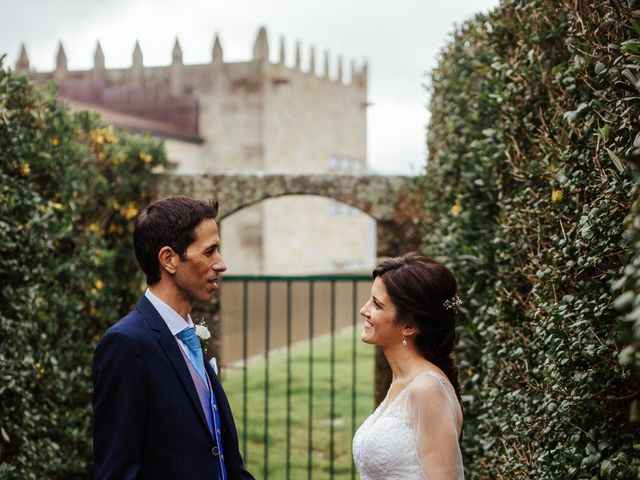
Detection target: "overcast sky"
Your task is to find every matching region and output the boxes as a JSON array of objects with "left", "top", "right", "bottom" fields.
[{"left": 1, "top": 0, "right": 499, "bottom": 175}]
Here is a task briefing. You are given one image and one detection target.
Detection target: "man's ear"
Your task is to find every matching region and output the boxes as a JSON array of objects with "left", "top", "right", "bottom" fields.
[{"left": 158, "top": 246, "right": 178, "bottom": 275}]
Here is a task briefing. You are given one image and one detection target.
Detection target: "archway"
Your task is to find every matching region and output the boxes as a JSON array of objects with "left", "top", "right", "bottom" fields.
[{"left": 155, "top": 173, "right": 421, "bottom": 257}]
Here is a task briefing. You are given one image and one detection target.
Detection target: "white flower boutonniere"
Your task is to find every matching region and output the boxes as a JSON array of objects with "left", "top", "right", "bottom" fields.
[
  {"left": 195, "top": 324, "right": 211, "bottom": 340},
  {"left": 194, "top": 320, "right": 211, "bottom": 356}
]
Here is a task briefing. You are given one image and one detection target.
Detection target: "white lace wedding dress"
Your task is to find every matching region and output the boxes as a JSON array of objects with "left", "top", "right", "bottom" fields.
[{"left": 353, "top": 370, "right": 464, "bottom": 480}]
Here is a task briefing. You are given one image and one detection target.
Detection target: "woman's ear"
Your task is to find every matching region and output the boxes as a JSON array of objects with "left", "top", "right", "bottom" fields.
[
  {"left": 158, "top": 246, "right": 178, "bottom": 275},
  {"left": 402, "top": 325, "right": 418, "bottom": 338}
]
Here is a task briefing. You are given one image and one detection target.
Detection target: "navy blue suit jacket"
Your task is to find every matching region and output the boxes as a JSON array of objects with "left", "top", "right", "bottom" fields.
[{"left": 92, "top": 296, "right": 255, "bottom": 480}]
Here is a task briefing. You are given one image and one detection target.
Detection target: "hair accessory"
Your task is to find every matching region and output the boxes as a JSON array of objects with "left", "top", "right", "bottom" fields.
[{"left": 443, "top": 295, "right": 462, "bottom": 312}]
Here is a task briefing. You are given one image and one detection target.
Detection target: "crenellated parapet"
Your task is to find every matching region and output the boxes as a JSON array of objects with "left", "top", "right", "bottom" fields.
[{"left": 16, "top": 26, "right": 368, "bottom": 92}]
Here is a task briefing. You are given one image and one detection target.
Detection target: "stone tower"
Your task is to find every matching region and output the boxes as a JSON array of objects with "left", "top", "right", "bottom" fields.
[{"left": 18, "top": 27, "right": 375, "bottom": 274}]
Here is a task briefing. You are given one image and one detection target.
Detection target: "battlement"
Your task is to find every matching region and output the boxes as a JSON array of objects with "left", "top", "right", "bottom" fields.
[{"left": 15, "top": 26, "right": 367, "bottom": 91}]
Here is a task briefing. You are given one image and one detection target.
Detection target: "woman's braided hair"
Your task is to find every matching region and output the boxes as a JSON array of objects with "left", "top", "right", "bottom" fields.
[{"left": 373, "top": 252, "right": 462, "bottom": 402}]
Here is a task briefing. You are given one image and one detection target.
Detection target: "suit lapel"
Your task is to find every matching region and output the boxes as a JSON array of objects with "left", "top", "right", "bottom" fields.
[{"left": 136, "top": 296, "right": 211, "bottom": 437}]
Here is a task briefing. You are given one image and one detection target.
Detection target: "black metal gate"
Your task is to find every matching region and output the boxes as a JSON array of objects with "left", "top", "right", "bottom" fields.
[{"left": 219, "top": 275, "right": 373, "bottom": 480}]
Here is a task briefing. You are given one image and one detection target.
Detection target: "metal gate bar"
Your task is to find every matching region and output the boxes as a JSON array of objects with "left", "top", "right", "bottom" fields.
[
  {"left": 307, "top": 279, "right": 315, "bottom": 480},
  {"left": 221, "top": 274, "right": 372, "bottom": 479},
  {"left": 286, "top": 279, "right": 292, "bottom": 480},
  {"left": 351, "top": 280, "right": 358, "bottom": 480}
]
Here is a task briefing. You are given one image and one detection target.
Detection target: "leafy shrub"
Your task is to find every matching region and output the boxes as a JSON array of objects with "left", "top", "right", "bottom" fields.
[
  {"left": 0, "top": 61, "right": 166, "bottom": 479},
  {"left": 421, "top": 1, "right": 640, "bottom": 477}
]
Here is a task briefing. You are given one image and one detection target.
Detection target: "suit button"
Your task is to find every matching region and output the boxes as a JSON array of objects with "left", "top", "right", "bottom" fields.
[{"left": 212, "top": 446, "right": 219, "bottom": 456}]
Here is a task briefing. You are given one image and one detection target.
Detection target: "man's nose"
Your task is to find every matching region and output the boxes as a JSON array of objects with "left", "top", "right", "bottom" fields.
[{"left": 213, "top": 253, "right": 227, "bottom": 272}]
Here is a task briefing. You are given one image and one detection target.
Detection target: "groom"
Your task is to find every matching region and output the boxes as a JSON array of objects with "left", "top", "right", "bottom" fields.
[{"left": 92, "top": 196, "right": 254, "bottom": 480}]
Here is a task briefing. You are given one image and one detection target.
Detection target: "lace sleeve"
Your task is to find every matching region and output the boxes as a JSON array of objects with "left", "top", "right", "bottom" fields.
[{"left": 407, "top": 373, "right": 464, "bottom": 480}]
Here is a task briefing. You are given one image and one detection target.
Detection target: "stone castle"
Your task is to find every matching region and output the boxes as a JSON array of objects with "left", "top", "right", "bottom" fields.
[{"left": 15, "top": 27, "right": 376, "bottom": 274}]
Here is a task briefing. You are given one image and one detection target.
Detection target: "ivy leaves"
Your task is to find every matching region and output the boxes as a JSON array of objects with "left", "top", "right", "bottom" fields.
[{"left": 421, "top": 1, "right": 640, "bottom": 478}]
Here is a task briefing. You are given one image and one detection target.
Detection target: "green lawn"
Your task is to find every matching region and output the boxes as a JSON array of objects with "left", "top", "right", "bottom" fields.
[{"left": 222, "top": 326, "right": 375, "bottom": 480}]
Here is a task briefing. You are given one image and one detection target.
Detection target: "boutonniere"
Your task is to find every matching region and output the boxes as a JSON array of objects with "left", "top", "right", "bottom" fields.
[{"left": 194, "top": 319, "right": 211, "bottom": 356}]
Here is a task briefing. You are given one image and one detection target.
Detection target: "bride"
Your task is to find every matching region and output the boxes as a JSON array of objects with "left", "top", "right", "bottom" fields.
[{"left": 353, "top": 253, "right": 464, "bottom": 479}]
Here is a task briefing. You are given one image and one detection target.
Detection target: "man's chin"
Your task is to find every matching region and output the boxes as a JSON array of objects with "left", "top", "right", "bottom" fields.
[{"left": 196, "top": 291, "right": 214, "bottom": 303}]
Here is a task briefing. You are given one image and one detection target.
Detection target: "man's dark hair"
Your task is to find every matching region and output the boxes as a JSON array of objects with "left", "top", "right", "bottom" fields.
[{"left": 133, "top": 196, "right": 219, "bottom": 285}]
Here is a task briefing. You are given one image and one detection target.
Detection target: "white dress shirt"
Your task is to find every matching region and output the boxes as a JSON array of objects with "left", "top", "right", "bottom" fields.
[{"left": 144, "top": 288, "right": 193, "bottom": 357}]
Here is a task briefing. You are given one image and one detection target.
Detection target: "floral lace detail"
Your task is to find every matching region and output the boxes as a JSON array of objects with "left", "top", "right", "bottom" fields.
[{"left": 353, "top": 371, "right": 461, "bottom": 480}]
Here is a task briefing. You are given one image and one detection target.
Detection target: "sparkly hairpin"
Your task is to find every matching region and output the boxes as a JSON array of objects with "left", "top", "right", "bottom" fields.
[{"left": 443, "top": 295, "right": 462, "bottom": 311}]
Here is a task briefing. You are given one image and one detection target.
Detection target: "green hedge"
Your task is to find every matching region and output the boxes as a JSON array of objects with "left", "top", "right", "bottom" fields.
[
  {"left": 420, "top": 1, "right": 640, "bottom": 477},
  {"left": 0, "top": 61, "right": 167, "bottom": 478}
]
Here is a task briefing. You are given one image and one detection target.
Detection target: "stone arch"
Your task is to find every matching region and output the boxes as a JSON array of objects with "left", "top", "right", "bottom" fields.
[{"left": 155, "top": 173, "right": 421, "bottom": 257}]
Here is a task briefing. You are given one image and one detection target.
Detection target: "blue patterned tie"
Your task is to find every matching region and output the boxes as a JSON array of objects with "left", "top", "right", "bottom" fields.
[
  {"left": 177, "top": 327, "right": 227, "bottom": 479},
  {"left": 177, "top": 327, "right": 208, "bottom": 387}
]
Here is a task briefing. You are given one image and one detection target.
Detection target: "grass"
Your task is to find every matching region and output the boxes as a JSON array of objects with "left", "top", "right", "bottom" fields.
[{"left": 221, "top": 326, "right": 375, "bottom": 480}]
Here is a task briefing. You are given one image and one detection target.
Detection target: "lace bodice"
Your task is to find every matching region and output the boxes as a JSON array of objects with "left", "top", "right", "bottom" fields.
[{"left": 352, "top": 371, "right": 464, "bottom": 480}]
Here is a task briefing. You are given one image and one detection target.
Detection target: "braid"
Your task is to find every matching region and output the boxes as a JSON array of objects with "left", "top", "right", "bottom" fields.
[{"left": 416, "top": 341, "right": 462, "bottom": 403}]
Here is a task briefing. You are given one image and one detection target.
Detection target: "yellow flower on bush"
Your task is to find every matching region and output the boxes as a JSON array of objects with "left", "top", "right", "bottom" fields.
[
  {"left": 90, "top": 127, "right": 119, "bottom": 145},
  {"left": 108, "top": 223, "right": 125, "bottom": 235},
  {"left": 51, "top": 202, "right": 64, "bottom": 210},
  {"left": 94, "top": 279, "right": 104, "bottom": 290},
  {"left": 88, "top": 223, "right": 99, "bottom": 233},
  {"left": 89, "top": 127, "right": 120, "bottom": 145},
  {"left": 112, "top": 200, "right": 121, "bottom": 210},
  {"left": 103, "top": 127, "right": 119, "bottom": 144},
  {"left": 20, "top": 163, "right": 31, "bottom": 176},
  {"left": 551, "top": 189, "right": 564, "bottom": 203},
  {"left": 121, "top": 202, "right": 139, "bottom": 220},
  {"left": 450, "top": 196, "right": 463, "bottom": 217},
  {"left": 139, "top": 152, "right": 153, "bottom": 164},
  {"left": 50, "top": 137, "right": 60, "bottom": 146}
]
